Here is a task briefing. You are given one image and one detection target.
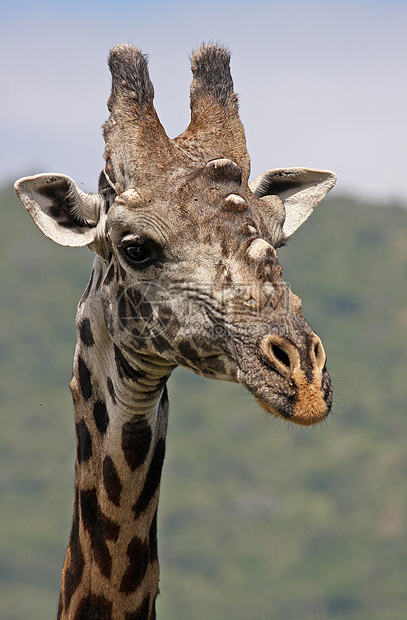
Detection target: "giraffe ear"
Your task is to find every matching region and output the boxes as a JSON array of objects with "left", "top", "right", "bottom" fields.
[
  {"left": 250, "top": 168, "right": 336, "bottom": 237},
  {"left": 14, "top": 173, "right": 106, "bottom": 248}
]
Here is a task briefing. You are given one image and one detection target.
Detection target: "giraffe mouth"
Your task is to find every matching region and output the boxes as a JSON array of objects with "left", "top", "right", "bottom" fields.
[{"left": 254, "top": 376, "right": 332, "bottom": 427}]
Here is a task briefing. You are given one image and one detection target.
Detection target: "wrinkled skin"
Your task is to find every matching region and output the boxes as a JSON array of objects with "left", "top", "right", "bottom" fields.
[
  {"left": 98, "top": 158, "right": 332, "bottom": 426},
  {"left": 15, "top": 44, "right": 335, "bottom": 426}
]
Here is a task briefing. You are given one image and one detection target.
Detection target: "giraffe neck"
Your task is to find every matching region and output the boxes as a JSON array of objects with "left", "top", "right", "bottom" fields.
[{"left": 58, "top": 259, "right": 174, "bottom": 620}]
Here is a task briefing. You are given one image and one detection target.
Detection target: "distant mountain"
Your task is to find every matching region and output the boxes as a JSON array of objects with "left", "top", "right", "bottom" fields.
[{"left": 1, "top": 185, "right": 406, "bottom": 620}]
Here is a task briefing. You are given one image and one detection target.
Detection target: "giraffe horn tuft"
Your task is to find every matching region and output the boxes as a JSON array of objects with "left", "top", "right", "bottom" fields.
[
  {"left": 175, "top": 44, "right": 251, "bottom": 182},
  {"left": 102, "top": 44, "right": 177, "bottom": 194},
  {"left": 107, "top": 45, "right": 154, "bottom": 114}
]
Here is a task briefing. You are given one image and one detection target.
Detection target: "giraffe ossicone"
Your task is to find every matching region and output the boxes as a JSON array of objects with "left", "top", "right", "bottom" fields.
[{"left": 15, "top": 43, "right": 336, "bottom": 619}]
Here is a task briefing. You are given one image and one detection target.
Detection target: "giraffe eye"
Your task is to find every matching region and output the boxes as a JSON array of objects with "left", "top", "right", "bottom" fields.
[
  {"left": 122, "top": 239, "right": 157, "bottom": 268},
  {"left": 125, "top": 243, "right": 150, "bottom": 262}
]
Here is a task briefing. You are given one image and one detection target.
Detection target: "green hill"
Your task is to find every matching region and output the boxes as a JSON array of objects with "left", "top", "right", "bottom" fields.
[{"left": 1, "top": 183, "right": 406, "bottom": 620}]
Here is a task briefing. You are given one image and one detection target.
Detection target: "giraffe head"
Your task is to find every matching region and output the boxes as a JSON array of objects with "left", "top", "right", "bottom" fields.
[{"left": 15, "top": 44, "right": 335, "bottom": 426}]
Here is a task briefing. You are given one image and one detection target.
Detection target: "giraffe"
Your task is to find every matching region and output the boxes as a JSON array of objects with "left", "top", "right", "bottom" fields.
[{"left": 15, "top": 44, "right": 336, "bottom": 619}]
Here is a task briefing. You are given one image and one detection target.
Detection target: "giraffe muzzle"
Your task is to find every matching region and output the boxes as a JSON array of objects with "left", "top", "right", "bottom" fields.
[
  {"left": 235, "top": 329, "right": 331, "bottom": 427},
  {"left": 256, "top": 332, "right": 331, "bottom": 426}
]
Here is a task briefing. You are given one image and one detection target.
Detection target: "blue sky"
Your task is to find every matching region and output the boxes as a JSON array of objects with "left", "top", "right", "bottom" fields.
[{"left": 2, "top": 0, "right": 407, "bottom": 201}]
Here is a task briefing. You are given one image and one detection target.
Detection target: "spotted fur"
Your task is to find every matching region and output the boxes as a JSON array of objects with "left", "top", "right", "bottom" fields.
[{"left": 14, "top": 43, "right": 336, "bottom": 620}]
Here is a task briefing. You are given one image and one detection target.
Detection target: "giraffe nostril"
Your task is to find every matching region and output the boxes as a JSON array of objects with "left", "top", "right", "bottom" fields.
[
  {"left": 260, "top": 334, "right": 300, "bottom": 377},
  {"left": 312, "top": 336, "right": 326, "bottom": 371},
  {"left": 271, "top": 344, "right": 290, "bottom": 369}
]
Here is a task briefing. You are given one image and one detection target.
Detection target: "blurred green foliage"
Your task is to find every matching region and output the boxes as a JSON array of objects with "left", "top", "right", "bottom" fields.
[{"left": 1, "top": 184, "right": 406, "bottom": 619}]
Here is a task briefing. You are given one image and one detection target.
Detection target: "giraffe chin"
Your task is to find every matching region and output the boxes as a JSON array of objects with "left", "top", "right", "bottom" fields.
[
  {"left": 254, "top": 377, "right": 331, "bottom": 427},
  {"left": 253, "top": 363, "right": 332, "bottom": 426},
  {"left": 255, "top": 396, "right": 330, "bottom": 427}
]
